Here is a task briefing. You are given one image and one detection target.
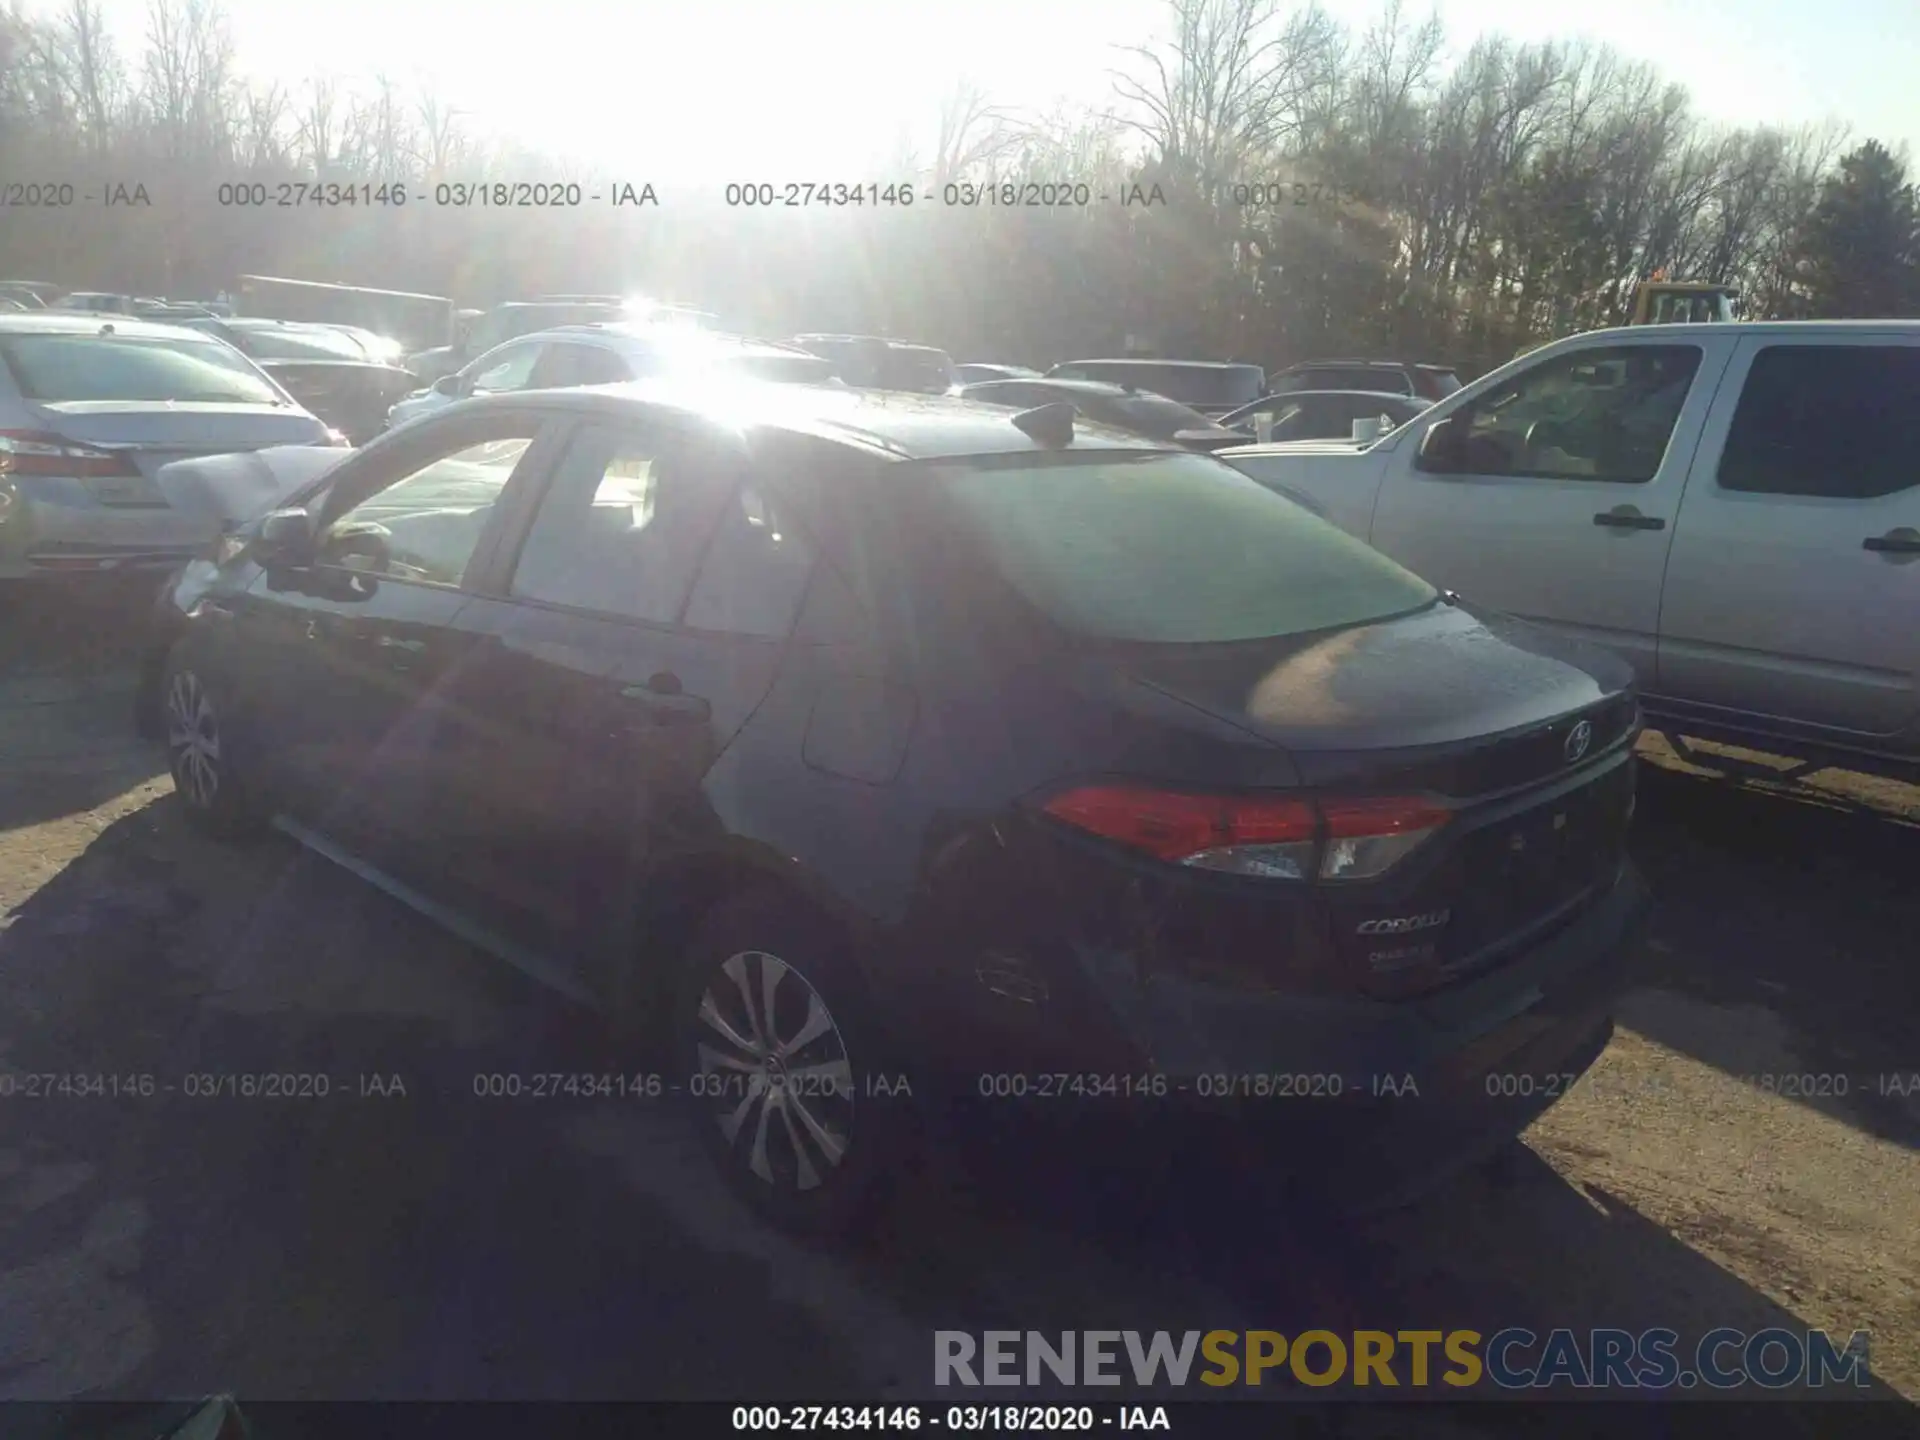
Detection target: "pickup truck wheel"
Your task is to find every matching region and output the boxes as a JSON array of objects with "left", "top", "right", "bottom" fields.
[
  {"left": 162, "top": 654, "right": 263, "bottom": 839},
  {"left": 673, "top": 892, "right": 908, "bottom": 1239}
]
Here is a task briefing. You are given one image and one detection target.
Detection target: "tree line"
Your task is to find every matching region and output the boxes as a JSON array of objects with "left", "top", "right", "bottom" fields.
[{"left": 3, "top": 0, "right": 1918, "bottom": 376}]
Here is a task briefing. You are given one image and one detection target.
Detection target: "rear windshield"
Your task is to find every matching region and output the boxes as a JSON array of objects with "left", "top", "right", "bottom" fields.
[
  {"left": 929, "top": 451, "right": 1436, "bottom": 644},
  {"left": 1060, "top": 364, "right": 1263, "bottom": 407},
  {"left": 0, "top": 334, "right": 285, "bottom": 405},
  {"left": 1106, "top": 393, "right": 1220, "bottom": 437},
  {"left": 236, "top": 326, "right": 369, "bottom": 361}
]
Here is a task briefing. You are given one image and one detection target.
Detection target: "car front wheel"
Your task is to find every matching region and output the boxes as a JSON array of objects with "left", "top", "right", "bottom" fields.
[
  {"left": 162, "top": 656, "right": 261, "bottom": 838},
  {"left": 675, "top": 894, "right": 906, "bottom": 1237}
]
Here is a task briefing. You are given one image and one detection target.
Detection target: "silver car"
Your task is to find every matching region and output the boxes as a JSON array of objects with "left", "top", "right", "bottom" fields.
[{"left": 0, "top": 313, "right": 337, "bottom": 580}]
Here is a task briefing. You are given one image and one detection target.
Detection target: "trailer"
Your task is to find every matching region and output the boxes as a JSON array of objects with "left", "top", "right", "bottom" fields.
[{"left": 235, "top": 276, "right": 457, "bottom": 353}]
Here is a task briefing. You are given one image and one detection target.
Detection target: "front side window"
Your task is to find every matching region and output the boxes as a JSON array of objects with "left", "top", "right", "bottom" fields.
[
  {"left": 469, "top": 343, "right": 545, "bottom": 394},
  {"left": 0, "top": 334, "right": 284, "bottom": 405},
  {"left": 1719, "top": 345, "right": 1920, "bottom": 499},
  {"left": 1442, "top": 344, "right": 1702, "bottom": 483},
  {"left": 509, "top": 424, "right": 736, "bottom": 623},
  {"left": 317, "top": 431, "right": 535, "bottom": 586},
  {"left": 929, "top": 451, "right": 1437, "bottom": 644}
]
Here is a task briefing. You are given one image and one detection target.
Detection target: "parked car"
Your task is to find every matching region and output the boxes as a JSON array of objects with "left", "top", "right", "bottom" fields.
[
  {"left": 138, "top": 379, "right": 1649, "bottom": 1231},
  {"left": 0, "top": 281, "right": 63, "bottom": 309},
  {"left": 955, "top": 363, "right": 1041, "bottom": 384},
  {"left": 0, "top": 313, "right": 336, "bottom": 581},
  {"left": 1044, "top": 359, "right": 1267, "bottom": 417},
  {"left": 959, "top": 378, "right": 1246, "bottom": 451},
  {"left": 1223, "top": 321, "right": 1920, "bottom": 784},
  {"left": 171, "top": 317, "right": 419, "bottom": 445},
  {"left": 386, "top": 324, "right": 838, "bottom": 430},
  {"left": 790, "top": 335, "right": 959, "bottom": 394},
  {"left": 405, "top": 301, "right": 630, "bottom": 383},
  {"left": 1266, "top": 360, "right": 1463, "bottom": 402},
  {"left": 1220, "top": 390, "right": 1431, "bottom": 442}
]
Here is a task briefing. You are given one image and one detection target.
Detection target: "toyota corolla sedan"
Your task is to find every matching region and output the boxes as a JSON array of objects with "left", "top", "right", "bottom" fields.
[{"left": 136, "top": 381, "right": 1650, "bottom": 1233}]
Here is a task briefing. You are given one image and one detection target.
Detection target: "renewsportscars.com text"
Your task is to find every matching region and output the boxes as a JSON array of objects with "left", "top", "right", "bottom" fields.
[{"left": 934, "top": 1328, "right": 1871, "bottom": 1390}]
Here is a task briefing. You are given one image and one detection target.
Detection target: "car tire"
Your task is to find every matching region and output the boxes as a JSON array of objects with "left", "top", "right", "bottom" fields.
[
  {"left": 673, "top": 890, "right": 908, "bottom": 1239},
  {"left": 161, "top": 652, "right": 262, "bottom": 839}
]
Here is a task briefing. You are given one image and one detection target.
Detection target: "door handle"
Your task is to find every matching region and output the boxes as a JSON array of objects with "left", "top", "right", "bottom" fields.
[
  {"left": 619, "top": 675, "right": 710, "bottom": 725},
  {"left": 1863, "top": 528, "right": 1920, "bottom": 556},
  {"left": 1593, "top": 507, "right": 1666, "bottom": 531}
]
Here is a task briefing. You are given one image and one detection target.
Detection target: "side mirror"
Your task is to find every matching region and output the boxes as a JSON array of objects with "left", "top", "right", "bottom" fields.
[
  {"left": 1416, "top": 416, "right": 1468, "bottom": 473},
  {"left": 252, "top": 507, "right": 313, "bottom": 569},
  {"left": 1254, "top": 414, "right": 1275, "bottom": 443},
  {"left": 1351, "top": 415, "right": 1389, "bottom": 444},
  {"left": 432, "top": 373, "right": 465, "bottom": 397}
]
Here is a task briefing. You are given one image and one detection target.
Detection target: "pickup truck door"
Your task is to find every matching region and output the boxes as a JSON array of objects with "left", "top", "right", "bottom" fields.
[
  {"left": 1655, "top": 333, "right": 1920, "bottom": 738},
  {"left": 1365, "top": 339, "right": 1734, "bottom": 685}
]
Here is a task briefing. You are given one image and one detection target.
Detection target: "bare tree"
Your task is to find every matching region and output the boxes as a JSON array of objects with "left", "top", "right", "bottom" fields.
[{"left": 1111, "top": 0, "right": 1345, "bottom": 186}]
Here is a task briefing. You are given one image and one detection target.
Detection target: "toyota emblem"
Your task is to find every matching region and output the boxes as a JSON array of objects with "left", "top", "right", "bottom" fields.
[{"left": 1564, "top": 719, "right": 1594, "bottom": 764}]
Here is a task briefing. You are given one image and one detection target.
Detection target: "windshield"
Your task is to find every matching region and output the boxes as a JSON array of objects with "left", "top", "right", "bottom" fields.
[
  {"left": 237, "top": 326, "right": 370, "bottom": 361},
  {"left": 0, "top": 334, "right": 285, "bottom": 404},
  {"left": 929, "top": 451, "right": 1436, "bottom": 644}
]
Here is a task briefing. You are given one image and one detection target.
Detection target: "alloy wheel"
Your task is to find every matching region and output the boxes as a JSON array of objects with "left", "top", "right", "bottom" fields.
[
  {"left": 165, "top": 670, "right": 222, "bottom": 810},
  {"left": 694, "top": 950, "right": 855, "bottom": 1193}
]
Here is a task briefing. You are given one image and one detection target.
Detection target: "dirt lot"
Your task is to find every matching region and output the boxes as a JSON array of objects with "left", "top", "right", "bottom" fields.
[{"left": 1, "top": 581, "right": 1916, "bottom": 1430}]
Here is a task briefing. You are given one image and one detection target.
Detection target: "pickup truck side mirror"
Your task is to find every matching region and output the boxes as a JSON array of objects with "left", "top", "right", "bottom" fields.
[
  {"left": 252, "top": 506, "right": 314, "bottom": 570},
  {"left": 1416, "top": 415, "right": 1468, "bottom": 473},
  {"left": 432, "top": 373, "right": 469, "bottom": 398}
]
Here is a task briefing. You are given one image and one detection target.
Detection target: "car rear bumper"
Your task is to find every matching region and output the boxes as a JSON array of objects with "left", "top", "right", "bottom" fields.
[
  {"left": 0, "top": 487, "right": 208, "bottom": 580},
  {"left": 913, "top": 862, "right": 1651, "bottom": 1199}
]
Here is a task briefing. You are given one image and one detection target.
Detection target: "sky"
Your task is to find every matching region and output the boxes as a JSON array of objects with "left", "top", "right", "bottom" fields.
[{"left": 81, "top": 0, "right": 1920, "bottom": 179}]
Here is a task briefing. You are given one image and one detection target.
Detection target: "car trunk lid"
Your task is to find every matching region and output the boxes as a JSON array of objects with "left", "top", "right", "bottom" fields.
[{"left": 1087, "top": 602, "right": 1638, "bottom": 997}]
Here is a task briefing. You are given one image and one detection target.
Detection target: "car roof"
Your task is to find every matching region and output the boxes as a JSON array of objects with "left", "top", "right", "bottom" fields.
[
  {"left": 515, "top": 323, "right": 820, "bottom": 360},
  {"left": 965, "top": 378, "right": 1139, "bottom": 399},
  {"left": 1259, "top": 389, "right": 1426, "bottom": 402},
  {"left": 0, "top": 311, "right": 228, "bottom": 340},
  {"left": 1055, "top": 358, "right": 1262, "bottom": 371},
  {"left": 441, "top": 379, "right": 1180, "bottom": 461}
]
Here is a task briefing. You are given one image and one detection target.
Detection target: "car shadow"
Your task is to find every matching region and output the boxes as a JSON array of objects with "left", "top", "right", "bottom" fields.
[
  {"left": 1625, "top": 757, "right": 1920, "bottom": 1150},
  {"left": 0, "top": 580, "right": 165, "bottom": 833},
  {"left": 855, "top": 1123, "right": 1912, "bottom": 1422}
]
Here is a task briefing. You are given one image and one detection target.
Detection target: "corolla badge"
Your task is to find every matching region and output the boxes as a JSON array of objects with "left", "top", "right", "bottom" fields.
[{"left": 1564, "top": 719, "right": 1593, "bottom": 764}]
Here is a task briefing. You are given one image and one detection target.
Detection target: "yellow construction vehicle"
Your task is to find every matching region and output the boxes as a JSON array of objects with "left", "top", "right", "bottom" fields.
[{"left": 1630, "top": 276, "right": 1739, "bottom": 324}]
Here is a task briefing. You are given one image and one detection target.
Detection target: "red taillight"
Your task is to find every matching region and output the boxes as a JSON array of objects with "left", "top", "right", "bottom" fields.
[
  {"left": 1041, "top": 784, "right": 1450, "bottom": 881},
  {"left": 0, "top": 430, "right": 138, "bottom": 478}
]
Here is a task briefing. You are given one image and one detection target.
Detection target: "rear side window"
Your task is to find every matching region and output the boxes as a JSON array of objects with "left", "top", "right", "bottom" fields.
[
  {"left": 0, "top": 334, "right": 282, "bottom": 404},
  {"left": 729, "top": 353, "right": 838, "bottom": 383},
  {"left": 929, "top": 451, "right": 1436, "bottom": 644},
  {"left": 1719, "top": 345, "right": 1920, "bottom": 498},
  {"left": 510, "top": 424, "right": 734, "bottom": 623},
  {"left": 682, "top": 482, "right": 818, "bottom": 637},
  {"left": 1301, "top": 368, "right": 1410, "bottom": 394}
]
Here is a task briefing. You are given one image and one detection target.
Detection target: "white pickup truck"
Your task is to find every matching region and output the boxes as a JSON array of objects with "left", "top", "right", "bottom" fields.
[{"left": 1224, "top": 321, "right": 1920, "bottom": 784}]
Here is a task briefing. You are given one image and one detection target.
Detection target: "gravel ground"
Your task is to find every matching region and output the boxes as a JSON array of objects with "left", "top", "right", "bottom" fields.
[{"left": 0, "top": 580, "right": 1915, "bottom": 1435}]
